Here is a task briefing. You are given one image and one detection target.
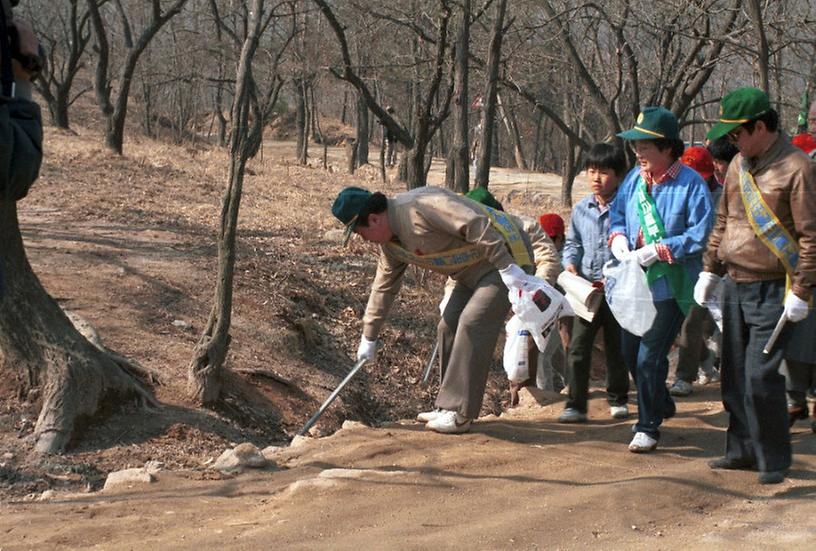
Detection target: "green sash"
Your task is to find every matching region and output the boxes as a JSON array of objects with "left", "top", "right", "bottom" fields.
[
  {"left": 384, "top": 204, "right": 532, "bottom": 273},
  {"left": 634, "top": 176, "right": 695, "bottom": 315},
  {"left": 737, "top": 160, "right": 799, "bottom": 276}
]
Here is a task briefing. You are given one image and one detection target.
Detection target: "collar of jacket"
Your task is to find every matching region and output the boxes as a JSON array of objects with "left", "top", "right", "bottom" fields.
[{"left": 746, "top": 132, "right": 791, "bottom": 174}]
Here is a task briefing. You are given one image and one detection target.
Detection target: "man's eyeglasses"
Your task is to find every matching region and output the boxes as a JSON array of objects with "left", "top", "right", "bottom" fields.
[{"left": 726, "top": 128, "right": 742, "bottom": 143}]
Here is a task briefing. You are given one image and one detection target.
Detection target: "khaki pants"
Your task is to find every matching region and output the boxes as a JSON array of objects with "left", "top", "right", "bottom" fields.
[{"left": 436, "top": 270, "right": 510, "bottom": 418}]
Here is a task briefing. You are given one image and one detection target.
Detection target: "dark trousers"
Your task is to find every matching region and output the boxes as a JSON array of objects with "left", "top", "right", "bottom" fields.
[
  {"left": 720, "top": 277, "right": 791, "bottom": 472},
  {"left": 436, "top": 270, "right": 510, "bottom": 419},
  {"left": 565, "top": 300, "right": 629, "bottom": 412},
  {"left": 675, "top": 304, "right": 714, "bottom": 383},
  {"left": 622, "top": 299, "right": 684, "bottom": 439}
]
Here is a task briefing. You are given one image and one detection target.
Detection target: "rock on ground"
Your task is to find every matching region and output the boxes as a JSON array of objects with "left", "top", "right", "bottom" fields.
[{"left": 103, "top": 468, "right": 155, "bottom": 491}]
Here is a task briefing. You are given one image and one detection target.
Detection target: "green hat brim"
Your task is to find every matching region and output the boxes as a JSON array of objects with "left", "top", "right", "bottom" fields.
[
  {"left": 342, "top": 216, "right": 358, "bottom": 246},
  {"left": 706, "top": 121, "right": 741, "bottom": 141},
  {"left": 616, "top": 128, "right": 667, "bottom": 141}
]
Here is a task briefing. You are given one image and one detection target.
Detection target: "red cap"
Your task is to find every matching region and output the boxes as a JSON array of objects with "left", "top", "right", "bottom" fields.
[
  {"left": 538, "top": 213, "right": 565, "bottom": 239},
  {"left": 791, "top": 133, "right": 816, "bottom": 154},
  {"left": 680, "top": 146, "right": 714, "bottom": 181}
]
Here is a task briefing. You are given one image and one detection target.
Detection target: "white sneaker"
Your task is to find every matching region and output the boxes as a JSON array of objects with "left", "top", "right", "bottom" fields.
[
  {"left": 416, "top": 409, "right": 443, "bottom": 423},
  {"left": 610, "top": 405, "right": 630, "bottom": 419},
  {"left": 425, "top": 410, "right": 472, "bottom": 434},
  {"left": 628, "top": 432, "right": 658, "bottom": 453}
]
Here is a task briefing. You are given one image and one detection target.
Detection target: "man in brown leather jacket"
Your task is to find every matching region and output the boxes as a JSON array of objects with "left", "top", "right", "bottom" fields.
[{"left": 696, "top": 87, "right": 816, "bottom": 484}]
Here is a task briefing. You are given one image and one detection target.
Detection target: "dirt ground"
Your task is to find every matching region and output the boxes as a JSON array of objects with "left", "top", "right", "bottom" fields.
[{"left": 1, "top": 125, "right": 815, "bottom": 549}]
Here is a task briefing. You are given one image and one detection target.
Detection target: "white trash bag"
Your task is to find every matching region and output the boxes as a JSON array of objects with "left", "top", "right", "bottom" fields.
[
  {"left": 602, "top": 257, "right": 656, "bottom": 337},
  {"left": 503, "top": 315, "right": 531, "bottom": 382},
  {"left": 508, "top": 275, "right": 572, "bottom": 352}
]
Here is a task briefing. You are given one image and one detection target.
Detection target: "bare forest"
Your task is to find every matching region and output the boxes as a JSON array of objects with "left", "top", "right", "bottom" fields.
[{"left": 1, "top": 0, "right": 816, "bottom": 548}]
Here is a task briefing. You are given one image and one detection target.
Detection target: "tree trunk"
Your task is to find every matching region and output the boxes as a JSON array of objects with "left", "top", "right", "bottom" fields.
[
  {"left": 356, "top": 92, "right": 370, "bottom": 165},
  {"left": 379, "top": 132, "right": 387, "bottom": 182},
  {"left": 560, "top": 134, "right": 580, "bottom": 207},
  {"left": 188, "top": 0, "right": 264, "bottom": 405},
  {"left": 497, "top": 92, "right": 526, "bottom": 170},
  {"left": 532, "top": 109, "right": 544, "bottom": 171},
  {"left": 295, "top": 78, "right": 308, "bottom": 165},
  {"left": 475, "top": 0, "right": 507, "bottom": 188},
  {"left": 450, "top": 0, "right": 471, "bottom": 193},
  {"left": 0, "top": 201, "right": 155, "bottom": 453},
  {"left": 746, "top": 0, "right": 770, "bottom": 94}
]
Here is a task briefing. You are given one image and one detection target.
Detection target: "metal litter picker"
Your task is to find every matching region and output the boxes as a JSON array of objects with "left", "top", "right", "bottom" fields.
[{"left": 295, "top": 358, "right": 368, "bottom": 439}]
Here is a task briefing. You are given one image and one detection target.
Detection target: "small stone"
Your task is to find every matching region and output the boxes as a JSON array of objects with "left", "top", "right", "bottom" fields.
[
  {"left": 341, "top": 420, "right": 367, "bottom": 431},
  {"left": 172, "top": 320, "right": 192, "bottom": 330},
  {"left": 211, "top": 443, "right": 269, "bottom": 474},
  {"left": 2, "top": 452, "right": 13, "bottom": 460},
  {"left": 39, "top": 490, "right": 56, "bottom": 501},
  {"left": 232, "top": 443, "right": 268, "bottom": 468},
  {"left": 103, "top": 468, "right": 155, "bottom": 491}
]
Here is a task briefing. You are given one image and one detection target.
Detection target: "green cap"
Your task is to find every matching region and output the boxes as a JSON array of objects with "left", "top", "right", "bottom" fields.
[
  {"left": 617, "top": 107, "right": 679, "bottom": 141},
  {"left": 707, "top": 87, "right": 770, "bottom": 141},
  {"left": 465, "top": 187, "right": 503, "bottom": 211},
  {"left": 331, "top": 186, "right": 372, "bottom": 245}
]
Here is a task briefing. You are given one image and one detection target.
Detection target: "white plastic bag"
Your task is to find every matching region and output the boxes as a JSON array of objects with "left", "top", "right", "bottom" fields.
[
  {"left": 602, "top": 257, "right": 657, "bottom": 337},
  {"left": 503, "top": 315, "right": 531, "bottom": 382},
  {"left": 508, "top": 275, "right": 571, "bottom": 352}
]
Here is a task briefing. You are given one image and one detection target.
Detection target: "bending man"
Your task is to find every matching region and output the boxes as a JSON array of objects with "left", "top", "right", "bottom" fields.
[{"left": 332, "top": 186, "right": 535, "bottom": 434}]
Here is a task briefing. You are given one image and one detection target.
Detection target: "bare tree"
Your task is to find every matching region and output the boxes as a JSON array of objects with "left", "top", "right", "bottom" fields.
[
  {"left": 473, "top": 0, "right": 506, "bottom": 189},
  {"left": 314, "top": 0, "right": 454, "bottom": 189},
  {"left": 27, "top": 0, "right": 99, "bottom": 129},
  {"left": 746, "top": 0, "right": 770, "bottom": 94},
  {"left": 449, "top": 0, "right": 470, "bottom": 192},
  {"left": 188, "top": 0, "right": 291, "bottom": 404},
  {"left": 86, "top": 0, "right": 190, "bottom": 154}
]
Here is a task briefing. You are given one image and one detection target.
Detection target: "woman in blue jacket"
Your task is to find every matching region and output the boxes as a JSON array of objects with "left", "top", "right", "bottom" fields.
[{"left": 609, "top": 107, "right": 713, "bottom": 453}]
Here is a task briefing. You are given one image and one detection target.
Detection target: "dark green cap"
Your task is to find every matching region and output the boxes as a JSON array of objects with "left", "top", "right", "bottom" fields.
[
  {"left": 617, "top": 107, "right": 679, "bottom": 141},
  {"left": 331, "top": 186, "right": 372, "bottom": 245},
  {"left": 707, "top": 87, "right": 770, "bottom": 141},
  {"left": 465, "top": 187, "right": 503, "bottom": 211}
]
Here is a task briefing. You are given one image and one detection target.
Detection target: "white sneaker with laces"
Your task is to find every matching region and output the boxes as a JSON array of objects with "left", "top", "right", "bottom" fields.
[
  {"left": 416, "top": 409, "right": 443, "bottom": 423},
  {"left": 425, "top": 410, "right": 472, "bottom": 434},
  {"left": 628, "top": 431, "right": 658, "bottom": 453},
  {"left": 610, "top": 404, "right": 630, "bottom": 419}
]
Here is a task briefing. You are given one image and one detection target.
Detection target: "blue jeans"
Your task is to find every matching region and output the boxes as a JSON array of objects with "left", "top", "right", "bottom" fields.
[{"left": 622, "top": 299, "right": 685, "bottom": 439}]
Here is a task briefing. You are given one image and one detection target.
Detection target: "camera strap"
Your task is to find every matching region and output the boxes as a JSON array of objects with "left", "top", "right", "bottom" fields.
[{"left": 0, "top": 6, "right": 14, "bottom": 97}]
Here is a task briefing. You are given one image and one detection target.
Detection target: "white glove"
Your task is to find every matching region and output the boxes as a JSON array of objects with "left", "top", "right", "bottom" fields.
[
  {"left": 610, "top": 235, "right": 630, "bottom": 261},
  {"left": 499, "top": 263, "right": 528, "bottom": 291},
  {"left": 636, "top": 244, "right": 659, "bottom": 267},
  {"left": 693, "top": 272, "right": 721, "bottom": 306},
  {"left": 356, "top": 335, "right": 378, "bottom": 362},
  {"left": 783, "top": 292, "right": 810, "bottom": 323}
]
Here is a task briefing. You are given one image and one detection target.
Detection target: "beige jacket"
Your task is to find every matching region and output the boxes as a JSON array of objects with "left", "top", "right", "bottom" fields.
[
  {"left": 703, "top": 133, "right": 816, "bottom": 299},
  {"left": 362, "top": 187, "right": 533, "bottom": 339}
]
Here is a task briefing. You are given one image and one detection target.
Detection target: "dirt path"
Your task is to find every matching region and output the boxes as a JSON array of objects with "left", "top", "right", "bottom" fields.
[
  {"left": 2, "top": 386, "right": 814, "bottom": 549},
  {"left": 3, "top": 134, "right": 814, "bottom": 549}
]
